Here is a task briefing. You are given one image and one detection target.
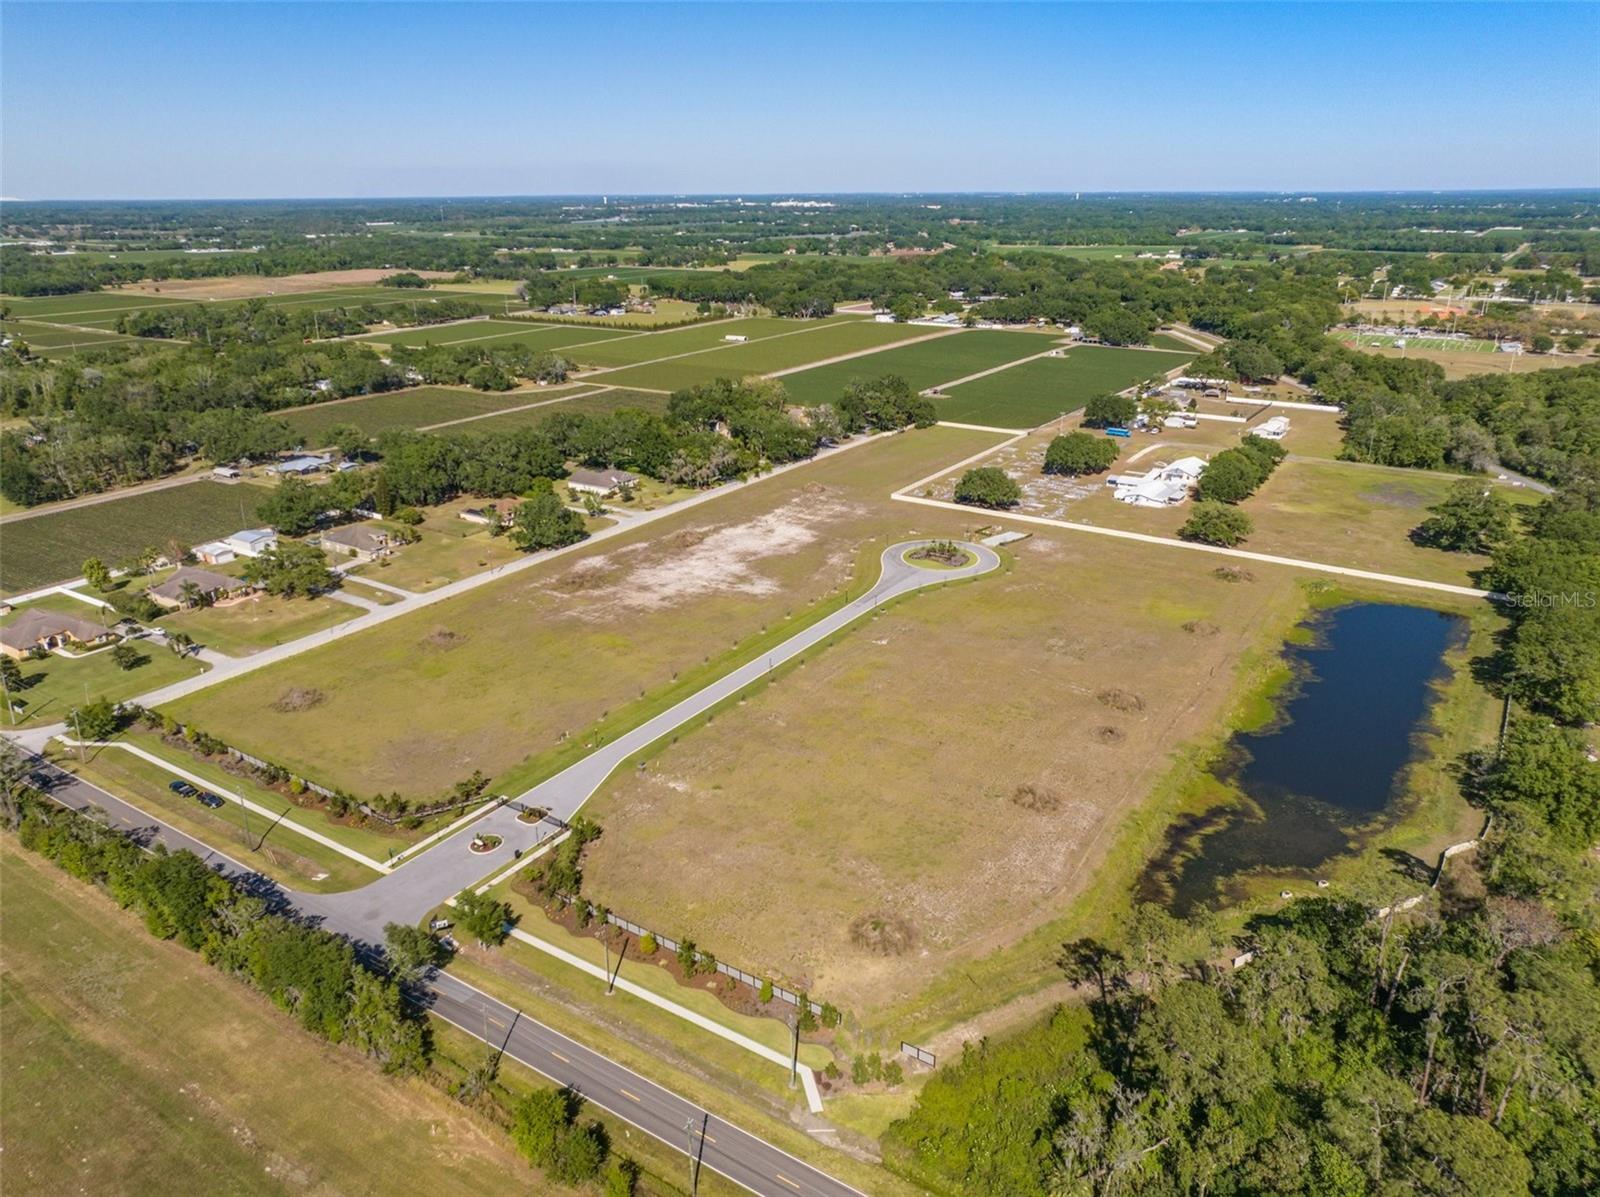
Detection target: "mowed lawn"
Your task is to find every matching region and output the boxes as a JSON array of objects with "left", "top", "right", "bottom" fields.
[
  {"left": 0, "top": 840, "right": 556, "bottom": 1197},
  {"left": 778, "top": 329, "right": 1062, "bottom": 407},
  {"left": 596, "top": 319, "right": 943, "bottom": 391},
  {"left": 279, "top": 384, "right": 600, "bottom": 440},
  {"left": 158, "top": 591, "right": 360, "bottom": 656},
  {"left": 934, "top": 345, "right": 1196, "bottom": 428},
  {"left": 170, "top": 425, "right": 1010, "bottom": 799},
  {"left": 2, "top": 630, "right": 205, "bottom": 727},
  {"left": 0, "top": 481, "right": 272, "bottom": 594},
  {"left": 580, "top": 527, "right": 1307, "bottom": 1027}
]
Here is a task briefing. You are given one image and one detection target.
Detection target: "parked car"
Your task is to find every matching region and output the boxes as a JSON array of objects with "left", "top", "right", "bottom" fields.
[
  {"left": 429, "top": 919, "right": 453, "bottom": 932},
  {"left": 169, "top": 779, "right": 196, "bottom": 797},
  {"left": 196, "top": 791, "right": 224, "bottom": 809}
]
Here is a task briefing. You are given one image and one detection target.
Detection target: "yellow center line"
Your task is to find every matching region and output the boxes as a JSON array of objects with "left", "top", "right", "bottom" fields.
[
  {"left": 775, "top": 1173, "right": 801, "bottom": 1190},
  {"left": 619, "top": 1088, "right": 642, "bottom": 1103},
  {"left": 550, "top": 1050, "right": 570, "bottom": 1064}
]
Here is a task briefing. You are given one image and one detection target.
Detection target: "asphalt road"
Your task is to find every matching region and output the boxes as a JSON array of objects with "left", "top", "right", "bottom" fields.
[
  {"left": 313, "top": 540, "right": 1002, "bottom": 935},
  {"left": 20, "top": 754, "right": 868, "bottom": 1197}
]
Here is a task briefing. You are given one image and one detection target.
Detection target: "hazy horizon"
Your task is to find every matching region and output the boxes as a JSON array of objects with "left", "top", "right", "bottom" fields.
[{"left": 4, "top": 1, "right": 1596, "bottom": 200}]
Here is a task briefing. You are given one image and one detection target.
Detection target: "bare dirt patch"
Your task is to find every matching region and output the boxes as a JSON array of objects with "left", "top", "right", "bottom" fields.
[
  {"left": 1092, "top": 725, "right": 1126, "bottom": 744},
  {"left": 1183, "top": 619, "right": 1220, "bottom": 637},
  {"left": 1214, "top": 565, "right": 1255, "bottom": 583},
  {"left": 270, "top": 687, "right": 325, "bottom": 713},
  {"left": 115, "top": 269, "right": 456, "bottom": 299},
  {"left": 422, "top": 628, "right": 467, "bottom": 650},
  {"left": 540, "top": 489, "right": 862, "bottom": 618}
]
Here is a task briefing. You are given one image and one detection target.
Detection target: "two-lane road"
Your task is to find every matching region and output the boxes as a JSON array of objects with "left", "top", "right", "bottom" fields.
[{"left": 20, "top": 755, "right": 867, "bottom": 1197}]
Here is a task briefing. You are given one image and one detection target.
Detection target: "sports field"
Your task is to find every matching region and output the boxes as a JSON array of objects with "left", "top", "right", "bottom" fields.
[
  {"left": 0, "top": 481, "right": 271, "bottom": 594},
  {"left": 777, "top": 328, "right": 1062, "bottom": 407},
  {"left": 279, "top": 383, "right": 602, "bottom": 440},
  {"left": 934, "top": 345, "right": 1195, "bottom": 428},
  {"left": 593, "top": 319, "right": 942, "bottom": 391},
  {"left": 168, "top": 426, "right": 1008, "bottom": 799}
]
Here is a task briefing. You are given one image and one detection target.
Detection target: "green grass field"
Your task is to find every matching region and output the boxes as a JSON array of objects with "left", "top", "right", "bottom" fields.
[
  {"left": 1339, "top": 331, "right": 1498, "bottom": 353},
  {"left": 934, "top": 345, "right": 1196, "bottom": 427},
  {"left": 279, "top": 384, "right": 599, "bottom": 440},
  {"left": 2, "top": 319, "right": 150, "bottom": 354},
  {"left": 777, "top": 329, "right": 1061, "bottom": 407},
  {"left": 358, "top": 317, "right": 638, "bottom": 352},
  {"left": 459, "top": 387, "right": 672, "bottom": 432},
  {"left": 559, "top": 316, "right": 834, "bottom": 368},
  {"left": 992, "top": 243, "right": 1184, "bottom": 260},
  {"left": 0, "top": 839, "right": 576, "bottom": 1197},
  {"left": 158, "top": 592, "right": 360, "bottom": 656},
  {"left": 597, "top": 319, "right": 941, "bottom": 391},
  {"left": 0, "top": 481, "right": 273, "bottom": 595}
]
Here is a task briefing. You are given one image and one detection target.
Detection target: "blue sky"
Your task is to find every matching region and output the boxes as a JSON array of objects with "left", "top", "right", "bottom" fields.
[{"left": 3, "top": 2, "right": 1595, "bottom": 199}]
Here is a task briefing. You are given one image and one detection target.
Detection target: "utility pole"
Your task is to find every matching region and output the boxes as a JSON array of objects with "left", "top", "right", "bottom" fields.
[
  {"left": 602, "top": 929, "right": 615, "bottom": 995},
  {"left": 0, "top": 669, "right": 14, "bottom": 726},
  {"left": 789, "top": 1008, "right": 800, "bottom": 1089},
  {"left": 73, "top": 708, "right": 86, "bottom": 763},
  {"left": 684, "top": 1117, "right": 698, "bottom": 1196}
]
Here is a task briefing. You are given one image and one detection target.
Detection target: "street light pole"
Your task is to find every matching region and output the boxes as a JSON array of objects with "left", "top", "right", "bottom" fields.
[{"left": 684, "top": 1117, "right": 698, "bottom": 1196}]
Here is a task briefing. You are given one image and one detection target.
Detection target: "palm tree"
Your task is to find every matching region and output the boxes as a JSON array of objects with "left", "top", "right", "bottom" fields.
[{"left": 179, "top": 580, "right": 203, "bottom": 609}]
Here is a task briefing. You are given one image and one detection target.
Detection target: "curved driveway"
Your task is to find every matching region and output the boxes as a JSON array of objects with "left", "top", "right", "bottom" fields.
[{"left": 321, "top": 540, "right": 1001, "bottom": 936}]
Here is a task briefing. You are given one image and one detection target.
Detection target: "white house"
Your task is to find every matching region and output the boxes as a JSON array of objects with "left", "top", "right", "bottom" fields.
[
  {"left": 1158, "top": 456, "right": 1207, "bottom": 484},
  {"left": 723, "top": 334, "right": 748, "bottom": 343},
  {"left": 874, "top": 313, "right": 896, "bottom": 323},
  {"left": 270, "top": 454, "right": 332, "bottom": 476},
  {"left": 1254, "top": 416, "right": 1291, "bottom": 441},
  {"left": 1112, "top": 475, "right": 1190, "bottom": 508},
  {"left": 211, "top": 465, "right": 242, "bottom": 480},
  {"left": 224, "top": 528, "right": 278, "bottom": 558}
]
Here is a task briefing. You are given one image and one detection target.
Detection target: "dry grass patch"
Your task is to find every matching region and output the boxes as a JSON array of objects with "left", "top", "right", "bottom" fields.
[
  {"left": 170, "top": 427, "right": 1009, "bottom": 798},
  {"left": 579, "top": 531, "right": 1305, "bottom": 1026}
]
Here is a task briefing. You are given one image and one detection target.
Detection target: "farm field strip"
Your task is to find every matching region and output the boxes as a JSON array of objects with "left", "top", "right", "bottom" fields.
[
  {"left": 356, "top": 317, "right": 640, "bottom": 350},
  {"left": 278, "top": 384, "right": 596, "bottom": 439},
  {"left": 776, "top": 329, "right": 1066, "bottom": 407},
  {"left": 0, "top": 480, "right": 272, "bottom": 595},
  {"left": 427, "top": 387, "right": 671, "bottom": 432},
  {"left": 933, "top": 344, "right": 1196, "bottom": 428},
  {"left": 559, "top": 316, "right": 849, "bottom": 368},
  {"left": 593, "top": 318, "right": 941, "bottom": 391}
]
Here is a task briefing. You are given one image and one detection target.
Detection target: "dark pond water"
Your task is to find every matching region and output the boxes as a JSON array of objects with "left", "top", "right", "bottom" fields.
[{"left": 1140, "top": 602, "right": 1466, "bottom": 915}]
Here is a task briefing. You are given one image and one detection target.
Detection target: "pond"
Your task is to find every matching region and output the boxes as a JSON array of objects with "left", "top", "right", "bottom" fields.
[{"left": 1140, "top": 602, "right": 1467, "bottom": 915}]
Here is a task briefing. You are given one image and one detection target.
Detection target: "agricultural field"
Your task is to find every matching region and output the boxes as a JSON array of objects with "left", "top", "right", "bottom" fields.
[
  {"left": 1340, "top": 337, "right": 1598, "bottom": 380},
  {"left": 777, "top": 328, "right": 1065, "bottom": 407},
  {"left": 0, "top": 839, "right": 558, "bottom": 1197},
  {"left": 579, "top": 524, "right": 1309, "bottom": 1027},
  {"left": 169, "top": 425, "right": 1009, "bottom": 799},
  {"left": 0, "top": 318, "right": 148, "bottom": 355},
  {"left": 459, "top": 387, "right": 673, "bottom": 432},
  {"left": 562, "top": 315, "right": 849, "bottom": 369},
  {"left": 592, "top": 318, "right": 942, "bottom": 392},
  {"left": 0, "top": 480, "right": 272, "bottom": 594},
  {"left": 932, "top": 345, "right": 1196, "bottom": 428},
  {"left": 357, "top": 317, "right": 638, "bottom": 352},
  {"left": 279, "top": 383, "right": 603, "bottom": 440},
  {"left": 0, "top": 290, "right": 193, "bottom": 326}
]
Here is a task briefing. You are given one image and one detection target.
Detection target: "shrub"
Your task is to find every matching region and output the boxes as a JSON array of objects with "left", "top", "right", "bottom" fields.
[
  {"left": 676, "top": 937, "right": 698, "bottom": 974},
  {"left": 1180, "top": 502, "right": 1254, "bottom": 547},
  {"left": 953, "top": 467, "right": 1021, "bottom": 509},
  {"left": 883, "top": 1059, "right": 905, "bottom": 1087},
  {"left": 759, "top": 976, "right": 774, "bottom": 1004}
]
